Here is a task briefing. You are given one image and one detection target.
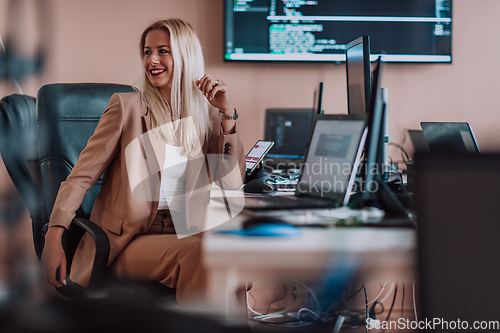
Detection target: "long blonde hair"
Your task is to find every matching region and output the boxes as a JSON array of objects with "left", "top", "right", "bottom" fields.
[{"left": 139, "top": 18, "right": 210, "bottom": 156}]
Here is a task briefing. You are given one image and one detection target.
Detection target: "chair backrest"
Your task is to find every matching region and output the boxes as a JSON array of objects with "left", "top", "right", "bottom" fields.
[
  {"left": 0, "top": 94, "right": 47, "bottom": 258},
  {"left": 36, "top": 83, "right": 135, "bottom": 263}
]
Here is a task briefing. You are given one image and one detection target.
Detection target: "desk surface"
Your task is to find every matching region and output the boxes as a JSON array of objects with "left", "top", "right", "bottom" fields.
[
  {"left": 204, "top": 190, "right": 415, "bottom": 268},
  {"left": 202, "top": 189, "right": 416, "bottom": 317},
  {"left": 205, "top": 220, "right": 414, "bottom": 268}
]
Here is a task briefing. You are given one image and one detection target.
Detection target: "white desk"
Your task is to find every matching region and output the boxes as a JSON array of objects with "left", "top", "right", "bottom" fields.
[{"left": 202, "top": 195, "right": 416, "bottom": 318}]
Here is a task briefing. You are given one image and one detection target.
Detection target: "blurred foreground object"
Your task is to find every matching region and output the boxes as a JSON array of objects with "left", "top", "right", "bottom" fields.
[
  {"left": 0, "top": 92, "right": 45, "bottom": 313},
  {"left": 0, "top": 296, "right": 251, "bottom": 333},
  {"left": 0, "top": 0, "right": 51, "bottom": 83},
  {"left": 416, "top": 153, "right": 500, "bottom": 330}
]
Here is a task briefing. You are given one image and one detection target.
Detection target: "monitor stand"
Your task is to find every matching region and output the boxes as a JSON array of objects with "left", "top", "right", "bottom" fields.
[{"left": 381, "top": 88, "right": 391, "bottom": 181}]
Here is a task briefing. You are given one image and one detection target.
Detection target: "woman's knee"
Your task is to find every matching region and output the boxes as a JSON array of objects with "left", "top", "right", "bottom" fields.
[{"left": 179, "top": 236, "right": 203, "bottom": 261}]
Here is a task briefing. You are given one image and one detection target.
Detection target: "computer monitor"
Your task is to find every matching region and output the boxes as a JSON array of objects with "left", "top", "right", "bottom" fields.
[
  {"left": 361, "top": 57, "right": 407, "bottom": 217},
  {"left": 263, "top": 108, "right": 315, "bottom": 169},
  {"left": 420, "top": 122, "right": 480, "bottom": 153},
  {"left": 362, "top": 57, "right": 384, "bottom": 199},
  {"left": 346, "top": 36, "right": 371, "bottom": 115},
  {"left": 224, "top": 0, "right": 452, "bottom": 63},
  {"left": 313, "top": 81, "right": 324, "bottom": 116},
  {"left": 408, "top": 129, "right": 431, "bottom": 154}
]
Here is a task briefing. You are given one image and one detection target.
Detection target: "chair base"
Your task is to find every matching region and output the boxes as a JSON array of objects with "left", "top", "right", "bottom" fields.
[{"left": 56, "top": 278, "right": 177, "bottom": 304}]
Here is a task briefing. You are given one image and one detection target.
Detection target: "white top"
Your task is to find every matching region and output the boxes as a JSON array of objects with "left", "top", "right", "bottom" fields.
[{"left": 158, "top": 144, "right": 188, "bottom": 211}]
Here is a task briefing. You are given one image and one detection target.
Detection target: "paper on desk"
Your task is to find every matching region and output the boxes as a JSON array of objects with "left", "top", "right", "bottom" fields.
[{"left": 276, "top": 206, "right": 385, "bottom": 225}]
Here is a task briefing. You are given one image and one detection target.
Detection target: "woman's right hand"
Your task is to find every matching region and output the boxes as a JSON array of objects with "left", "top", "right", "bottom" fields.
[{"left": 40, "top": 226, "right": 67, "bottom": 287}]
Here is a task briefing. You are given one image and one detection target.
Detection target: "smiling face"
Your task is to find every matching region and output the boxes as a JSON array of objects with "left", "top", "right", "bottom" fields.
[{"left": 143, "top": 29, "right": 174, "bottom": 98}]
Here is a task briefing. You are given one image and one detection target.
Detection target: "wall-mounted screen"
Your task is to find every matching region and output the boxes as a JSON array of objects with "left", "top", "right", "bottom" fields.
[{"left": 225, "top": 0, "right": 452, "bottom": 63}]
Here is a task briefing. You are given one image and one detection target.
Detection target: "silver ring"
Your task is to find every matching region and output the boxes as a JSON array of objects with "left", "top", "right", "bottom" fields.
[{"left": 214, "top": 79, "right": 220, "bottom": 86}]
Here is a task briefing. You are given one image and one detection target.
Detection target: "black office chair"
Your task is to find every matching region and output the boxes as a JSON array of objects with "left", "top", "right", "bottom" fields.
[
  {"left": 37, "top": 83, "right": 134, "bottom": 298},
  {"left": 0, "top": 94, "right": 47, "bottom": 249},
  {"left": 2, "top": 83, "right": 176, "bottom": 300}
]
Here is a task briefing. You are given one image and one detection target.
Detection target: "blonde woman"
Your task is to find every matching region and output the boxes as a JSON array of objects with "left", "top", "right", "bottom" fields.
[{"left": 41, "top": 18, "right": 245, "bottom": 304}]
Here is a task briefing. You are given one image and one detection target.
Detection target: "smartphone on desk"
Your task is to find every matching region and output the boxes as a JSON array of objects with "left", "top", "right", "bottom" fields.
[{"left": 245, "top": 140, "right": 274, "bottom": 173}]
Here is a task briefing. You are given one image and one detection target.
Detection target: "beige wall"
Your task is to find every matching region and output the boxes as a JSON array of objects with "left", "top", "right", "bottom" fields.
[{"left": 2, "top": 0, "right": 500, "bottom": 161}]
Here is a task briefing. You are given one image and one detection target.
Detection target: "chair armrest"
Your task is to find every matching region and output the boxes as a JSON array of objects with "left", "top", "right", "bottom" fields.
[
  {"left": 71, "top": 217, "right": 110, "bottom": 290},
  {"left": 49, "top": 218, "right": 177, "bottom": 301},
  {"left": 51, "top": 217, "right": 110, "bottom": 298}
]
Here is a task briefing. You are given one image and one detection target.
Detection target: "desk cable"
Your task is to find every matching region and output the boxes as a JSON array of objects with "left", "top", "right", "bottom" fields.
[
  {"left": 335, "top": 281, "right": 417, "bottom": 332},
  {"left": 364, "top": 284, "right": 369, "bottom": 331},
  {"left": 382, "top": 283, "right": 398, "bottom": 333},
  {"left": 336, "top": 281, "right": 393, "bottom": 330},
  {"left": 413, "top": 282, "right": 418, "bottom": 323},
  {"left": 341, "top": 281, "right": 391, "bottom": 309},
  {"left": 400, "top": 283, "right": 406, "bottom": 332},
  {"left": 388, "top": 128, "right": 410, "bottom": 167},
  {"left": 246, "top": 282, "right": 293, "bottom": 317},
  {"left": 246, "top": 281, "right": 403, "bottom": 329},
  {"left": 247, "top": 282, "right": 321, "bottom": 327}
]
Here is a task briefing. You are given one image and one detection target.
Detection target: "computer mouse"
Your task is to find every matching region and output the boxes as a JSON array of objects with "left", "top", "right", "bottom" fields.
[
  {"left": 243, "top": 178, "right": 275, "bottom": 194},
  {"left": 242, "top": 215, "right": 290, "bottom": 229},
  {"left": 241, "top": 216, "right": 301, "bottom": 237}
]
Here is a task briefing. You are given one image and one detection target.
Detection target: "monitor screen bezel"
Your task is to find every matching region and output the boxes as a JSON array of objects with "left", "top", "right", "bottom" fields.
[
  {"left": 264, "top": 108, "right": 316, "bottom": 161},
  {"left": 362, "top": 56, "right": 384, "bottom": 201},
  {"left": 223, "top": 0, "right": 453, "bottom": 64},
  {"left": 296, "top": 113, "right": 368, "bottom": 205},
  {"left": 346, "top": 36, "right": 372, "bottom": 116}
]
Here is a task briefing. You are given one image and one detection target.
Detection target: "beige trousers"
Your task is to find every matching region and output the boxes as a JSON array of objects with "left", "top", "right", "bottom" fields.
[{"left": 109, "top": 210, "right": 206, "bottom": 305}]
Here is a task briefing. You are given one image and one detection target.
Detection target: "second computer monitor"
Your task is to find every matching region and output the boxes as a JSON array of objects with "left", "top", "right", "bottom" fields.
[
  {"left": 313, "top": 81, "right": 324, "bottom": 115},
  {"left": 264, "top": 108, "right": 315, "bottom": 168},
  {"left": 346, "top": 36, "right": 371, "bottom": 115}
]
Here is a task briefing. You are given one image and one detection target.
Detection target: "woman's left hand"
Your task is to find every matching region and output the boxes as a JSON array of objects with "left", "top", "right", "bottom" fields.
[{"left": 195, "top": 74, "right": 233, "bottom": 113}]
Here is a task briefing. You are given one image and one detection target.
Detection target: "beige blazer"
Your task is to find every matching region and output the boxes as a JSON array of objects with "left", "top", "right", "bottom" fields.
[{"left": 48, "top": 92, "right": 245, "bottom": 287}]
